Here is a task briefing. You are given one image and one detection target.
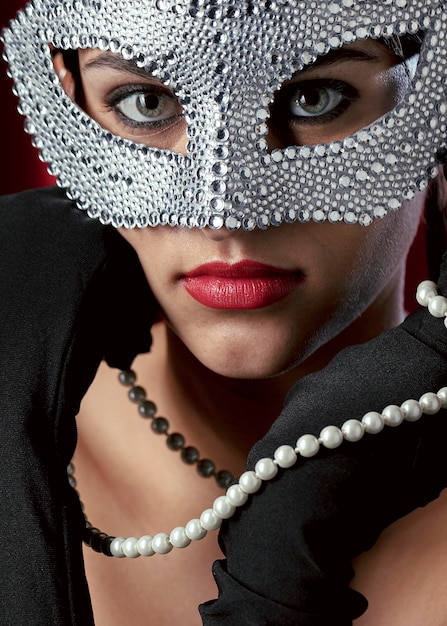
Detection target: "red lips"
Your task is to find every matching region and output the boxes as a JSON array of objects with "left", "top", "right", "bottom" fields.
[{"left": 182, "top": 261, "right": 303, "bottom": 310}]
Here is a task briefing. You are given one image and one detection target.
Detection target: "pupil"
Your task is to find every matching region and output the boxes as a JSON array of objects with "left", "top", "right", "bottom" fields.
[
  {"left": 302, "top": 88, "right": 321, "bottom": 107},
  {"left": 144, "top": 94, "right": 160, "bottom": 110}
]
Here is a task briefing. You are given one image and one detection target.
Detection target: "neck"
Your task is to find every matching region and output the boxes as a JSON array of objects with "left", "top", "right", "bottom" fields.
[{"left": 165, "top": 327, "right": 293, "bottom": 452}]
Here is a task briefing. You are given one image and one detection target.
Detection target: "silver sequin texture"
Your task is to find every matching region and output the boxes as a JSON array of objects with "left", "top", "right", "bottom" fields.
[{"left": 2, "top": 0, "right": 447, "bottom": 229}]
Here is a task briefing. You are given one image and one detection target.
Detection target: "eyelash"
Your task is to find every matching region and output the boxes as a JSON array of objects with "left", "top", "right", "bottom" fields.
[
  {"left": 104, "top": 84, "right": 182, "bottom": 130},
  {"left": 273, "top": 78, "right": 359, "bottom": 125},
  {"left": 103, "top": 78, "right": 357, "bottom": 136}
]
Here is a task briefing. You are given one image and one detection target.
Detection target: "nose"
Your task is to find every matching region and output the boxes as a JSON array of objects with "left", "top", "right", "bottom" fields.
[{"left": 200, "top": 225, "right": 244, "bottom": 242}]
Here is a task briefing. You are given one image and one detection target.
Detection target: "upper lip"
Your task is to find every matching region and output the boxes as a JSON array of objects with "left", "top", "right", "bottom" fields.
[{"left": 183, "top": 261, "right": 298, "bottom": 278}]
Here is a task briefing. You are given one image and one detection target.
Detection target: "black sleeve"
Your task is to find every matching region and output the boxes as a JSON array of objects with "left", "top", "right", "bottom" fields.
[
  {"left": 200, "top": 256, "right": 447, "bottom": 625},
  {"left": 0, "top": 187, "right": 156, "bottom": 625}
]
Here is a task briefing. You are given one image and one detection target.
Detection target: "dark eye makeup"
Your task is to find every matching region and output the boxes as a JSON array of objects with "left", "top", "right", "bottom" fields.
[
  {"left": 104, "top": 83, "right": 183, "bottom": 130},
  {"left": 271, "top": 78, "right": 359, "bottom": 127}
]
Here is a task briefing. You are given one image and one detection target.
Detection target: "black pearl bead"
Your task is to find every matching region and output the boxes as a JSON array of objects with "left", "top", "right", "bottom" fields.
[
  {"left": 151, "top": 416, "right": 170, "bottom": 434},
  {"left": 215, "top": 470, "right": 234, "bottom": 489},
  {"left": 90, "top": 531, "right": 109, "bottom": 554},
  {"left": 84, "top": 526, "right": 101, "bottom": 547},
  {"left": 101, "top": 536, "right": 116, "bottom": 557},
  {"left": 167, "top": 432, "right": 185, "bottom": 450},
  {"left": 181, "top": 446, "right": 200, "bottom": 464},
  {"left": 119, "top": 369, "right": 137, "bottom": 386},
  {"left": 139, "top": 400, "right": 157, "bottom": 418},
  {"left": 197, "top": 458, "right": 216, "bottom": 478},
  {"left": 128, "top": 386, "right": 146, "bottom": 403}
]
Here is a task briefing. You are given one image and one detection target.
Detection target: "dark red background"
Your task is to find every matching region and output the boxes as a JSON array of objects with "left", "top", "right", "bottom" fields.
[{"left": 0, "top": 1, "right": 426, "bottom": 308}]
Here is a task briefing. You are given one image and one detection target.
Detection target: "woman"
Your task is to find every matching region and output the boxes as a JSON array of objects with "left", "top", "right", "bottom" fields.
[{"left": 1, "top": 1, "right": 447, "bottom": 624}]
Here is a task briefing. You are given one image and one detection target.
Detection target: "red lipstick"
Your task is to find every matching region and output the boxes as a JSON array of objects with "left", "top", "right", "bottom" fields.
[{"left": 182, "top": 261, "right": 303, "bottom": 310}]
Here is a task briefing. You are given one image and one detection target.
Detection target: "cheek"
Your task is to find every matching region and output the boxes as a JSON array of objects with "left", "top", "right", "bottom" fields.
[
  {"left": 343, "top": 193, "right": 425, "bottom": 296},
  {"left": 305, "top": 193, "right": 425, "bottom": 323}
]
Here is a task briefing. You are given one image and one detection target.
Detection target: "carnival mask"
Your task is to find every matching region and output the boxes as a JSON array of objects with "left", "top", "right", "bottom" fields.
[{"left": 2, "top": 0, "right": 447, "bottom": 229}]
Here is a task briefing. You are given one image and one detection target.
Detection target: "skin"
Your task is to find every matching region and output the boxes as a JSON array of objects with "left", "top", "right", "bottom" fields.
[{"left": 55, "top": 39, "right": 446, "bottom": 625}]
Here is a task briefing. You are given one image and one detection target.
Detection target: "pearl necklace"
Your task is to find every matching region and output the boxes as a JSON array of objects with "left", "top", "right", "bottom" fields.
[{"left": 70, "top": 279, "right": 447, "bottom": 559}]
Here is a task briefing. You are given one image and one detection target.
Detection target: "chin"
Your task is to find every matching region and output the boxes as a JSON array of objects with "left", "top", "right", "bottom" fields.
[
  {"left": 191, "top": 339, "right": 308, "bottom": 380},
  {"left": 193, "top": 316, "right": 355, "bottom": 381},
  {"left": 166, "top": 302, "right": 350, "bottom": 382}
]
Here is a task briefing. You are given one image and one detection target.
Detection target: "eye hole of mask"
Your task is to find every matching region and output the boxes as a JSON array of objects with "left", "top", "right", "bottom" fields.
[
  {"left": 266, "top": 32, "right": 423, "bottom": 149},
  {"left": 53, "top": 47, "right": 189, "bottom": 155}
]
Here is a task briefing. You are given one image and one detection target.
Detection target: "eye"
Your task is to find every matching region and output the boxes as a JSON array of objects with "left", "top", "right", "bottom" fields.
[
  {"left": 107, "top": 86, "right": 182, "bottom": 126},
  {"left": 118, "top": 92, "right": 171, "bottom": 122},
  {"left": 291, "top": 85, "right": 342, "bottom": 118},
  {"left": 289, "top": 80, "right": 356, "bottom": 119}
]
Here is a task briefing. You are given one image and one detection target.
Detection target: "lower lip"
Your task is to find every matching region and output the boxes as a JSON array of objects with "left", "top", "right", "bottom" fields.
[{"left": 182, "top": 275, "right": 302, "bottom": 310}]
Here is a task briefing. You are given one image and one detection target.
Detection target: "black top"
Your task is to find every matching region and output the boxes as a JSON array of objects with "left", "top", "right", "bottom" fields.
[{"left": 1, "top": 187, "right": 447, "bottom": 625}]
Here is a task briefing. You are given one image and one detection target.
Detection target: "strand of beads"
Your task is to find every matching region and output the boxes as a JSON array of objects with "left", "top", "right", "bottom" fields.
[
  {"left": 79, "top": 384, "right": 447, "bottom": 558},
  {"left": 416, "top": 280, "right": 447, "bottom": 325},
  {"left": 119, "top": 369, "right": 234, "bottom": 489},
  {"left": 70, "top": 280, "right": 447, "bottom": 558}
]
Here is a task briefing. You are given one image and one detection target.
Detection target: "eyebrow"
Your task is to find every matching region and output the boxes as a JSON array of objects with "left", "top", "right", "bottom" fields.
[
  {"left": 306, "top": 47, "right": 382, "bottom": 70},
  {"left": 83, "top": 45, "right": 381, "bottom": 79},
  {"left": 83, "top": 52, "right": 153, "bottom": 79}
]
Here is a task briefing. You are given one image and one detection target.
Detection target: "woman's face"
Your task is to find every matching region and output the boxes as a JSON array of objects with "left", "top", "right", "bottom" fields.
[{"left": 70, "top": 39, "right": 425, "bottom": 379}]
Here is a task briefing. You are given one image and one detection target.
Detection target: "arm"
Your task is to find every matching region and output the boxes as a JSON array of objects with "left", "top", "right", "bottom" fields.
[{"left": 0, "top": 187, "right": 155, "bottom": 624}]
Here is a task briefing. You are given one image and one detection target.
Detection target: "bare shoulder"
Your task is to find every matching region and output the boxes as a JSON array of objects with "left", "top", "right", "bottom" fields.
[{"left": 351, "top": 488, "right": 447, "bottom": 625}]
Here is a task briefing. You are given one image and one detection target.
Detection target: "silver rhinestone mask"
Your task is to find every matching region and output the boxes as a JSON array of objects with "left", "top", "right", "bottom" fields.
[{"left": 2, "top": 0, "right": 447, "bottom": 230}]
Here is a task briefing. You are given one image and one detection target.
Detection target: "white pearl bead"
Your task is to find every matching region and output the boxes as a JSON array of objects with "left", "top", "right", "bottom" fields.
[
  {"left": 185, "top": 519, "right": 207, "bottom": 541},
  {"left": 444, "top": 317, "right": 447, "bottom": 330},
  {"left": 401, "top": 399, "right": 422, "bottom": 422},
  {"left": 437, "top": 387, "right": 447, "bottom": 408},
  {"left": 341, "top": 419, "right": 365, "bottom": 442},
  {"left": 170, "top": 527, "right": 192, "bottom": 548},
  {"left": 362, "top": 411, "right": 384, "bottom": 434},
  {"left": 428, "top": 295, "right": 447, "bottom": 318},
  {"left": 419, "top": 392, "right": 442, "bottom": 415},
  {"left": 200, "top": 509, "right": 222, "bottom": 531},
  {"left": 213, "top": 496, "right": 236, "bottom": 519},
  {"left": 296, "top": 434, "right": 320, "bottom": 457},
  {"left": 319, "top": 426, "right": 343, "bottom": 449},
  {"left": 416, "top": 280, "right": 437, "bottom": 306},
  {"left": 382, "top": 405, "right": 403, "bottom": 427},
  {"left": 239, "top": 471, "right": 262, "bottom": 494},
  {"left": 137, "top": 535, "right": 155, "bottom": 556},
  {"left": 152, "top": 532, "right": 173, "bottom": 555},
  {"left": 110, "top": 537, "right": 126, "bottom": 558},
  {"left": 255, "top": 458, "right": 278, "bottom": 480},
  {"left": 274, "top": 445, "right": 297, "bottom": 468},
  {"left": 226, "top": 484, "right": 249, "bottom": 507},
  {"left": 122, "top": 537, "right": 140, "bottom": 559}
]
